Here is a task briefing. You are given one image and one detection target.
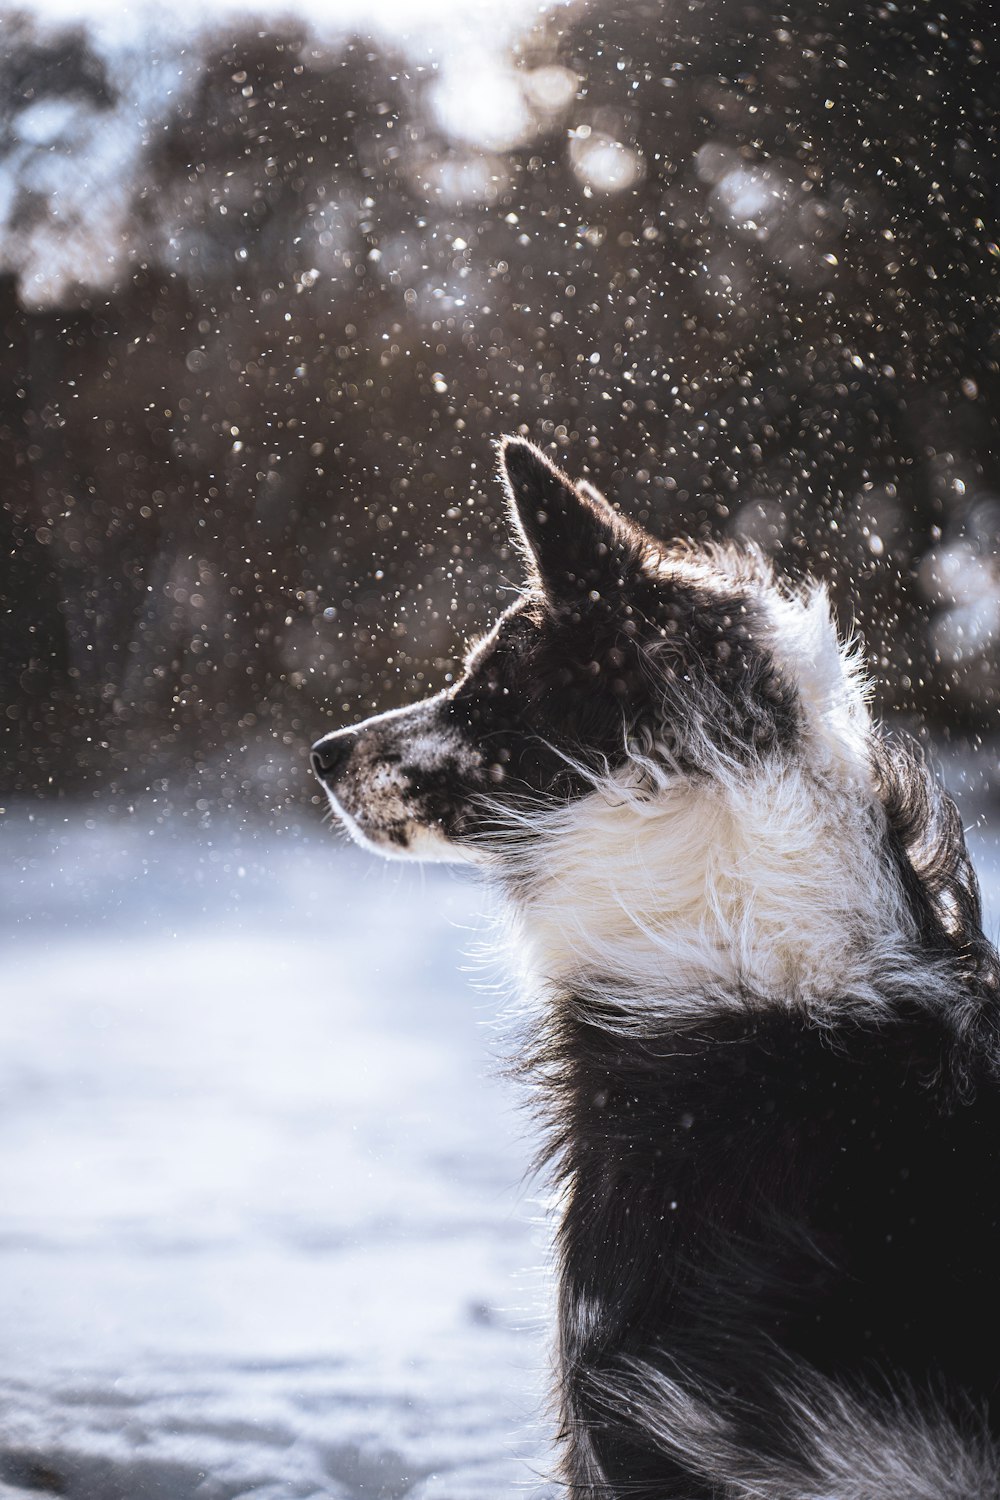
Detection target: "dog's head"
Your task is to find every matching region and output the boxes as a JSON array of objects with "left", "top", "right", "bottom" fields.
[{"left": 312, "top": 438, "right": 864, "bottom": 864}]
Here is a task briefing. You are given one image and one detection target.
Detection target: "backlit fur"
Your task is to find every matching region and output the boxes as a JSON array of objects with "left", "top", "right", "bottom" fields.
[{"left": 312, "top": 438, "right": 1000, "bottom": 1498}]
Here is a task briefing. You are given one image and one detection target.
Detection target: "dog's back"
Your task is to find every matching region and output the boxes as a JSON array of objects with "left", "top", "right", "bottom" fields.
[{"left": 547, "top": 961, "right": 1000, "bottom": 1494}]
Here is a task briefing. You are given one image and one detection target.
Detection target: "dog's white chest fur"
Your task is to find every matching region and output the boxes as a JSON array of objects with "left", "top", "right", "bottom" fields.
[{"left": 509, "top": 760, "right": 913, "bottom": 1017}]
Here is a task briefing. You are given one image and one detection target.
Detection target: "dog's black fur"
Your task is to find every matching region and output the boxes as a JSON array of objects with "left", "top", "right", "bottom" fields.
[
  {"left": 534, "top": 989, "right": 1000, "bottom": 1496},
  {"left": 313, "top": 439, "right": 1000, "bottom": 1497}
]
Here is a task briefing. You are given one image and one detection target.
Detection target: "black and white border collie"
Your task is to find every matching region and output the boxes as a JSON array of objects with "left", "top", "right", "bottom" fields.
[{"left": 312, "top": 438, "right": 1000, "bottom": 1499}]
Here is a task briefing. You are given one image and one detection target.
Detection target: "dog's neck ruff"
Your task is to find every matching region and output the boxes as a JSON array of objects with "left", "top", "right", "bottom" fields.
[
  {"left": 491, "top": 577, "right": 925, "bottom": 1023},
  {"left": 501, "top": 754, "right": 917, "bottom": 1022}
]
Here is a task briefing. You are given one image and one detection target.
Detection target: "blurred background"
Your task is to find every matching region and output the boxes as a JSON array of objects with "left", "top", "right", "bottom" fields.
[
  {"left": 0, "top": 0, "right": 998, "bottom": 1495},
  {"left": 1, "top": 0, "right": 999, "bottom": 812}
]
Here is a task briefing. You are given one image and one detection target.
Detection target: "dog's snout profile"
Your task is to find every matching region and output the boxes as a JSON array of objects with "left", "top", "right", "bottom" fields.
[{"left": 310, "top": 735, "right": 352, "bottom": 782}]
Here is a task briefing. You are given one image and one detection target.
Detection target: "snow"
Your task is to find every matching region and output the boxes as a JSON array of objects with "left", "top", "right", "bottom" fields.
[
  {"left": 0, "top": 792, "right": 996, "bottom": 1499},
  {"left": 0, "top": 812, "right": 557, "bottom": 1499}
]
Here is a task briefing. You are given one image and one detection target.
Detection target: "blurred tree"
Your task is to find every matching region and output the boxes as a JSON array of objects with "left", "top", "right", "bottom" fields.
[{"left": 0, "top": 0, "right": 996, "bottom": 808}]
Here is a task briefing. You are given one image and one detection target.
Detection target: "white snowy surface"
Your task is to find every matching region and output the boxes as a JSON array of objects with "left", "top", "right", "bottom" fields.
[
  {"left": 0, "top": 790, "right": 997, "bottom": 1499},
  {"left": 0, "top": 811, "right": 556, "bottom": 1499}
]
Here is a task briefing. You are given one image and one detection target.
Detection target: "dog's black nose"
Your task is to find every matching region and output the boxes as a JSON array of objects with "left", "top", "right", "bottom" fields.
[{"left": 311, "top": 736, "right": 351, "bottom": 782}]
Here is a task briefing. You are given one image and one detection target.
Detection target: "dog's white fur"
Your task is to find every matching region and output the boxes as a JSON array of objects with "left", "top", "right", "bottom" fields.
[
  {"left": 585, "top": 1360, "right": 1000, "bottom": 1500},
  {"left": 494, "top": 567, "right": 930, "bottom": 1023}
]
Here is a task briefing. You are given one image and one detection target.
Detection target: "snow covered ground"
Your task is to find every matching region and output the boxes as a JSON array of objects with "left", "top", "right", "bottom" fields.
[
  {"left": 0, "top": 810, "right": 557, "bottom": 1499},
  {"left": 0, "top": 784, "right": 997, "bottom": 1499}
]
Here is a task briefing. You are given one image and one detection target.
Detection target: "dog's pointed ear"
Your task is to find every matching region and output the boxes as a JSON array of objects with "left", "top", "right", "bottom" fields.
[
  {"left": 576, "top": 477, "right": 609, "bottom": 509},
  {"left": 499, "top": 437, "right": 642, "bottom": 603}
]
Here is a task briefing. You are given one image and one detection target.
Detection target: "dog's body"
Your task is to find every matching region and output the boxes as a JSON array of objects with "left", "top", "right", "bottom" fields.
[{"left": 312, "top": 439, "right": 1000, "bottom": 1498}]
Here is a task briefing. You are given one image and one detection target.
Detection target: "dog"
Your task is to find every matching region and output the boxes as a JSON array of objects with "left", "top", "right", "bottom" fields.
[{"left": 312, "top": 437, "right": 1000, "bottom": 1498}]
